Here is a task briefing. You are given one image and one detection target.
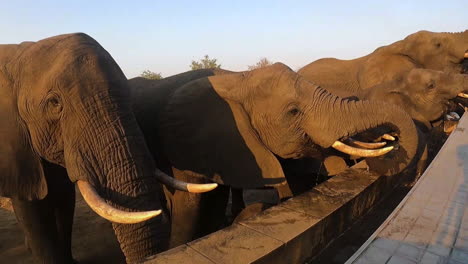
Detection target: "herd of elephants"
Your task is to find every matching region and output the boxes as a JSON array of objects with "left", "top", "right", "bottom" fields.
[{"left": 0, "top": 30, "right": 467, "bottom": 263}]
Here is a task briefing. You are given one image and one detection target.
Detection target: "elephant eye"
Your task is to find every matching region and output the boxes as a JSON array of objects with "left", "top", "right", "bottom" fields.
[
  {"left": 49, "top": 97, "right": 61, "bottom": 107},
  {"left": 46, "top": 93, "right": 63, "bottom": 115},
  {"left": 427, "top": 81, "right": 435, "bottom": 90},
  {"left": 287, "top": 106, "right": 300, "bottom": 116}
]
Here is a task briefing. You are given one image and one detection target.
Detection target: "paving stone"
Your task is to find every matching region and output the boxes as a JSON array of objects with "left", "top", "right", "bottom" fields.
[
  {"left": 387, "top": 255, "right": 417, "bottom": 264},
  {"left": 394, "top": 243, "right": 424, "bottom": 262},
  {"left": 454, "top": 237, "right": 468, "bottom": 252},
  {"left": 446, "top": 258, "right": 465, "bottom": 264},
  {"left": 419, "top": 251, "right": 444, "bottom": 264},
  {"left": 450, "top": 248, "right": 468, "bottom": 263},
  {"left": 359, "top": 245, "right": 392, "bottom": 263},
  {"left": 427, "top": 244, "right": 452, "bottom": 258},
  {"left": 372, "top": 237, "right": 400, "bottom": 253}
]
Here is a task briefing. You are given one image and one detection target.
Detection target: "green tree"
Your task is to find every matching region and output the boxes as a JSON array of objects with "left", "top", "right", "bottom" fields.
[
  {"left": 190, "top": 55, "right": 221, "bottom": 70},
  {"left": 140, "top": 70, "right": 162, "bottom": 80},
  {"left": 248, "top": 57, "right": 274, "bottom": 70}
]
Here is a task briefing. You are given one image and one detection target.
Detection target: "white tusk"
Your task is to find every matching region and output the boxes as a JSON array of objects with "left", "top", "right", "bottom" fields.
[
  {"left": 346, "top": 138, "right": 387, "bottom": 149},
  {"left": 154, "top": 169, "right": 218, "bottom": 193},
  {"left": 458, "top": 92, "right": 468, "bottom": 99},
  {"left": 445, "top": 112, "right": 461, "bottom": 121},
  {"left": 77, "top": 180, "right": 161, "bottom": 224},
  {"left": 332, "top": 141, "right": 394, "bottom": 157},
  {"left": 382, "top": 134, "right": 396, "bottom": 141}
]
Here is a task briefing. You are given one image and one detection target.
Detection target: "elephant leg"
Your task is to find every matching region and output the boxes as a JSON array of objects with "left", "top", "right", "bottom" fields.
[
  {"left": 12, "top": 161, "right": 75, "bottom": 264},
  {"left": 165, "top": 168, "right": 205, "bottom": 248},
  {"left": 44, "top": 162, "right": 75, "bottom": 262},
  {"left": 230, "top": 188, "right": 245, "bottom": 219},
  {"left": 12, "top": 196, "right": 69, "bottom": 264},
  {"left": 165, "top": 168, "right": 230, "bottom": 247}
]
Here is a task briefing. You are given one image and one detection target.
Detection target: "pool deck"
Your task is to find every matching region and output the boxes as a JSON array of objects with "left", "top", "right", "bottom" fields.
[{"left": 346, "top": 114, "right": 468, "bottom": 264}]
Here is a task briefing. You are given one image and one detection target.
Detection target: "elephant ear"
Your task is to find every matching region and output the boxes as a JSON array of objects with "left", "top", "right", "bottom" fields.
[
  {"left": 0, "top": 70, "right": 47, "bottom": 200},
  {"left": 159, "top": 75, "right": 286, "bottom": 189},
  {"left": 359, "top": 54, "right": 416, "bottom": 88}
]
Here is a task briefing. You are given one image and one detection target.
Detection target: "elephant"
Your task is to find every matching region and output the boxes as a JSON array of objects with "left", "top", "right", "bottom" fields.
[
  {"left": 129, "top": 63, "right": 421, "bottom": 248},
  {"left": 357, "top": 68, "right": 468, "bottom": 131},
  {"left": 315, "top": 68, "right": 468, "bottom": 181},
  {"left": 0, "top": 33, "right": 215, "bottom": 264},
  {"left": 298, "top": 30, "right": 468, "bottom": 98}
]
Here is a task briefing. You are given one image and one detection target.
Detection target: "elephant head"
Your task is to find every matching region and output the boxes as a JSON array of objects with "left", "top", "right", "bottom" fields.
[
  {"left": 361, "top": 68, "right": 468, "bottom": 129},
  {"left": 389, "top": 30, "right": 468, "bottom": 73},
  {"left": 0, "top": 33, "right": 212, "bottom": 263},
  {"left": 298, "top": 30, "right": 468, "bottom": 93},
  {"left": 159, "top": 63, "right": 420, "bottom": 188},
  {"left": 359, "top": 30, "right": 468, "bottom": 88}
]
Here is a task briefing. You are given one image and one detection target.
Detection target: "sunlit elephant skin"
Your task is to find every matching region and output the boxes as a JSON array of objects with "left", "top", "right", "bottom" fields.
[
  {"left": 357, "top": 68, "right": 468, "bottom": 130},
  {"left": 322, "top": 68, "right": 468, "bottom": 180},
  {"left": 0, "top": 33, "right": 172, "bottom": 264},
  {"left": 130, "top": 63, "right": 420, "bottom": 248},
  {"left": 298, "top": 30, "right": 468, "bottom": 97}
]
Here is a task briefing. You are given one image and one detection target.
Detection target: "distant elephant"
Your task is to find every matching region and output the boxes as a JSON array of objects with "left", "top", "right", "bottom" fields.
[
  {"left": 358, "top": 68, "right": 468, "bottom": 130},
  {"left": 130, "top": 63, "right": 421, "bottom": 248},
  {"left": 0, "top": 33, "right": 211, "bottom": 264},
  {"left": 298, "top": 30, "right": 468, "bottom": 97}
]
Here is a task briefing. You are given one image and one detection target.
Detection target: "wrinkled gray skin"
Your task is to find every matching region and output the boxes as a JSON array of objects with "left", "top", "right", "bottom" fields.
[
  {"left": 0, "top": 33, "right": 169, "bottom": 263},
  {"left": 298, "top": 30, "right": 468, "bottom": 97},
  {"left": 358, "top": 68, "right": 468, "bottom": 129},
  {"left": 130, "top": 63, "right": 419, "bottom": 248}
]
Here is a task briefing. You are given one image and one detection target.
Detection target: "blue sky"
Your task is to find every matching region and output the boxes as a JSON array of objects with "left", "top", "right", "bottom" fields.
[{"left": 1, "top": 1, "right": 466, "bottom": 78}]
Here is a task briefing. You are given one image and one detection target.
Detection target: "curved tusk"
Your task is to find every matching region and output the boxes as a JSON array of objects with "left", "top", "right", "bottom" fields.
[
  {"left": 382, "top": 134, "right": 396, "bottom": 141},
  {"left": 347, "top": 138, "right": 387, "bottom": 149},
  {"left": 332, "top": 141, "right": 394, "bottom": 157},
  {"left": 77, "top": 180, "right": 161, "bottom": 224},
  {"left": 445, "top": 112, "right": 461, "bottom": 121},
  {"left": 154, "top": 169, "right": 218, "bottom": 193},
  {"left": 458, "top": 92, "right": 468, "bottom": 99}
]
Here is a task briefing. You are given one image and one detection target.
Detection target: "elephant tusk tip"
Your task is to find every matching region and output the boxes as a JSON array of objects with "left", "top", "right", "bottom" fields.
[
  {"left": 458, "top": 92, "right": 468, "bottom": 99},
  {"left": 154, "top": 169, "right": 218, "bottom": 193},
  {"left": 382, "top": 134, "right": 396, "bottom": 141},
  {"left": 187, "top": 183, "right": 218, "bottom": 193}
]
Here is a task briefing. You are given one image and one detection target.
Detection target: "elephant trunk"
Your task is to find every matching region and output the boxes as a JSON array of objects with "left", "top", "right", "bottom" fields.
[
  {"left": 64, "top": 97, "right": 170, "bottom": 263},
  {"left": 304, "top": 86, "right": 419, "bottom": 175}
]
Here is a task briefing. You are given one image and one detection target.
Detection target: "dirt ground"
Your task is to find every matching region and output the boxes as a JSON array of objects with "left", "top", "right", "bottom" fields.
[{"left": 0, "top": 190, "right": 125, "bottom": 264}]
